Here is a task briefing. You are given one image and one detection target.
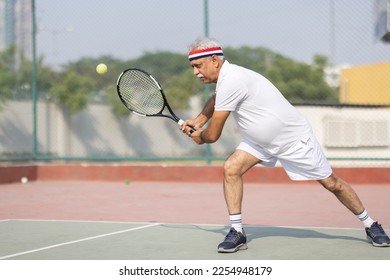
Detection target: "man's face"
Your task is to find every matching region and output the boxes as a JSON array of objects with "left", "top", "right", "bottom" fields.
[{"left": 190, "top": 55, "right": 220, "bottom": 84}]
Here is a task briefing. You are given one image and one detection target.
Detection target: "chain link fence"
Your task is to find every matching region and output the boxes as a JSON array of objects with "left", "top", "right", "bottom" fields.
[{"left": 0, "top": 0, "right": 389, "bottom": 165}]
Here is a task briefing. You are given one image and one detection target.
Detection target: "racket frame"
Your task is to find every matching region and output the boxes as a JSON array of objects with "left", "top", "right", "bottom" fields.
[{"left": 116, "top": 68, "right": 185, "bottom": 126}]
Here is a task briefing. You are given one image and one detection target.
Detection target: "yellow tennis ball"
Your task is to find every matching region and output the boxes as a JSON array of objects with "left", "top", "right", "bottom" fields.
[{"left": 96, "top": 63, "right": 107, "bottom": 75}]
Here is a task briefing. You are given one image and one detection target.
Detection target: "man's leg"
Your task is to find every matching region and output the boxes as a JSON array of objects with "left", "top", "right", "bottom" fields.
[
  {"left": 218, "top": 149, "right": 260, "bottom": 253},
  {"left": 223, "top": 149, "right": 261, "bottom": 215},
  {"left": 318, "top": 173, "right": 364, "bottom": 215},
  {"left": 318, "top": 173, "right": 390, "bottom": 247}
]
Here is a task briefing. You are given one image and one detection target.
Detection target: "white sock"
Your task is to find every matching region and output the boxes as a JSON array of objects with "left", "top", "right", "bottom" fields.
[
  {"left": 229, "top": 213, "right": 243, "bottom": 233},
  {"left": 356, "top": 209, "right": 375, "bottom": 228}
]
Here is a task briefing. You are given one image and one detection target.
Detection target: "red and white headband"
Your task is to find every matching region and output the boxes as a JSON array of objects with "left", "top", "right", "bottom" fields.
[{"left": 188, "top": 47, "right": 224, "bottom": 61}]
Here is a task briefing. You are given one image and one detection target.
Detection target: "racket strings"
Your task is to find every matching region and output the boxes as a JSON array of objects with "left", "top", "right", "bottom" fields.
[{"left": 118, "top": 70, "right": 165, "bottom": 115}]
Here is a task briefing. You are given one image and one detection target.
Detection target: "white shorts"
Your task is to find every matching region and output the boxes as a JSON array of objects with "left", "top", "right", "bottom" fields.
[{"left": 237, "top": 133, "right": 332, "bottom": 181}]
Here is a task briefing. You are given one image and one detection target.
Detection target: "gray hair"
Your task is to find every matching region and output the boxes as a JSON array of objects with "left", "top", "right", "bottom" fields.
[{"left": 188, "top": 37, "right": 225, "bottom": 61}]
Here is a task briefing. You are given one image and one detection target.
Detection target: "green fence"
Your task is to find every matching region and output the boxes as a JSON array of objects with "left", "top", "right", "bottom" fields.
[{"left": 0, "top": 0, "right": 389, "bottom": 165}]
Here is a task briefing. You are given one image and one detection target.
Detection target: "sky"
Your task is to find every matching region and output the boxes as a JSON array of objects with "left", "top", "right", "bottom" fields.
[{"left": 35, "top": 0, "right": 390, "bottom": 68}]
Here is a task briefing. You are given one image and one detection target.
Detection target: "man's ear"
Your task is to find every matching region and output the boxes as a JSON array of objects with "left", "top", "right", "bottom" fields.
[{"left": 212, "top": 55, "right": 220, "bottom": 68}]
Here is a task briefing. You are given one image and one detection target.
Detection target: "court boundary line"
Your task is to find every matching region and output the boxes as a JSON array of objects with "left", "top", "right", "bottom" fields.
[
  {"left": 0, "top": 223, "right": 160, "bottom": 260},
  {"left": 3, "top": 218, "right": 364, "bottom": 231},
  {"left": 2, "top": 218, "right": 366, "bottom": 231}
]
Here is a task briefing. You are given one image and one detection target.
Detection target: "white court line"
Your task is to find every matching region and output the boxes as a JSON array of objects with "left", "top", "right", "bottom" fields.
[
  {"left": 0, "top": 223, "right": 160, "bottom": 260},
  {"left": 5, "top": 218, "right": 364, "bottom": 230}
]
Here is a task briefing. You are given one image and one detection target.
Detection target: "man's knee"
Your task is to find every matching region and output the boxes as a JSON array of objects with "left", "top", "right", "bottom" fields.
[
  {"left": 224, "top": 158, "right": 240, "bottom": 177},
  {"left": 320, "top": 174, "right": 351, "bottom": 195},
  {"left": 224, "top": 150, "right": 260, "bottom": 179}
]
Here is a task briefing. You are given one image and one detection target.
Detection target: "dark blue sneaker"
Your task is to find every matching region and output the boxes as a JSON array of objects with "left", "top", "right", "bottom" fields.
[
  {"left": 218, "top": 228, "right": 248, "bottom": 253},
  {"left": 365, "top": 222, "right": 390, "bottom": 247}
]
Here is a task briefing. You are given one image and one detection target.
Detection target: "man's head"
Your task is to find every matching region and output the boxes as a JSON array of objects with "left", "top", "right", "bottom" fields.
[{"left": 188, "top": 37, "right": 225, "bottom": 84}]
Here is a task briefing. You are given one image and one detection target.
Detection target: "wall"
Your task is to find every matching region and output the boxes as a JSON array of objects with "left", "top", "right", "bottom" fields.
[{"left": 0, "top": 100, "right": 389, "bottom": 164}]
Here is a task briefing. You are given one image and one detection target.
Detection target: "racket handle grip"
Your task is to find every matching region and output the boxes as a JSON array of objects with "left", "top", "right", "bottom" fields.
[{"left": 178, "top": 119, "right": 196, "bottom": 133}]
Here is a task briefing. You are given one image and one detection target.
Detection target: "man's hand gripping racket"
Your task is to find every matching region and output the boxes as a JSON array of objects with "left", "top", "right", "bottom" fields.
[{"left": 116, "top": 68, "right": 195, "bottom": 133}]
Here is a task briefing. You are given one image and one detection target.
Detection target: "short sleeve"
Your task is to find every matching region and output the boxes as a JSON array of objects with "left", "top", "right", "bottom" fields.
[{"left": 214, "top": 78, "right": 247, "bottom": 111}]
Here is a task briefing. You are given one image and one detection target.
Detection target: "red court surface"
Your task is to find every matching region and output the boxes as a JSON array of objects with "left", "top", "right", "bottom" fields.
[{"left": 1, "top": 180, "right": 390, "bottom": 229}]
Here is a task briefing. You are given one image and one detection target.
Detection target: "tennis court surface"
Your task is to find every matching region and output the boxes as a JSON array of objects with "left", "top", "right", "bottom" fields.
[{"left": 1, "top": 179, "right": 389, "bottom": 260}]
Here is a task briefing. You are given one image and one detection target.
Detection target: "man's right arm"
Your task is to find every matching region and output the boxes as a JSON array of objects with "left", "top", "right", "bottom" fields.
[{"left": 194, "top": 94, "right": 216, "bottom": 128}]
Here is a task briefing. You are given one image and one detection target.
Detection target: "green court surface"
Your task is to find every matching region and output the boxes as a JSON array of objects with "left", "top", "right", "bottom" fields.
[{"left": 1, "top": 219, "right": 389, "bottom": 260}]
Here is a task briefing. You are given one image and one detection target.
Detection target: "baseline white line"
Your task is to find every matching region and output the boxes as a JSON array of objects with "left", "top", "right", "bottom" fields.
[
  {"left": 3, "top": 219, "right": 364, "bottom": 230},
  {"left": 0, "top": 223, "right": 160, "bottom": 260}
]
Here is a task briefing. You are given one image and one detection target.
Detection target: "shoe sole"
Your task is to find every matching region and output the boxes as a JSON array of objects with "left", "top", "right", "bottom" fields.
[
  {"left": 366, "top": 236, "right": 390, "bottom": 247},
  {"left": 218, "top": 243, "right": 248, "bottom": 253}
]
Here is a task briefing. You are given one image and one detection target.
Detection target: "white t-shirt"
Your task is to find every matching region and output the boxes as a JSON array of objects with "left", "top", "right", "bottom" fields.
[{"left": 214, "top": 60, "right": 312, "bottom": 154}]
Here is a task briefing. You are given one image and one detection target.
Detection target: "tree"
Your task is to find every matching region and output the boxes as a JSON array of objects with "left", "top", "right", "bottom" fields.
[
  {"left": 163, "top": 68, "right": 204, "bottom": 109},
  {"left": 129, "top": 51, "right": 189, "bottom": 82},
  {"left": 0, "top": 46, "right": 56, "bottom": 105},
  {"left": 104, "top": 83, "right": 131, "bottom": 117},
  {"left": 0, "top": 45, "right": 337, "bottom": 114},
  {"left": 49, "top": 71, "right": 93, "bottom": 113},
  {"left": 262, "top": 51, "right": 337, "bottom": 102},
  {"left": 208, "top": 46, "right": 337, "bottom": 103},
  {"left": 0, "top": 46, "right": 17, "bottom": 103}
]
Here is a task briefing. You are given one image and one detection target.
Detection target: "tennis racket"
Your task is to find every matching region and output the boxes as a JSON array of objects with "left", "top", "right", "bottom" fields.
[{"left": 116, "top": 68, "right": 194, "bottom": 132}]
